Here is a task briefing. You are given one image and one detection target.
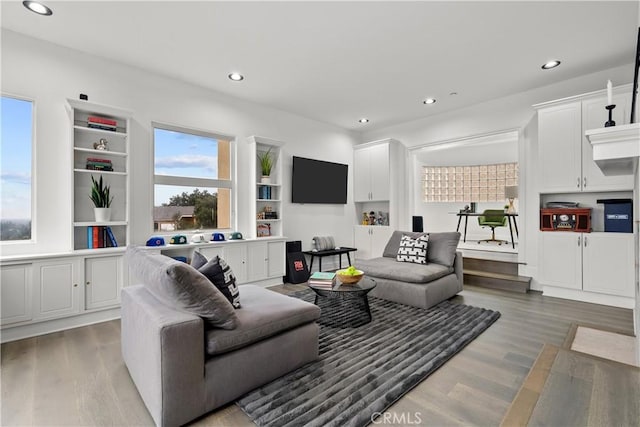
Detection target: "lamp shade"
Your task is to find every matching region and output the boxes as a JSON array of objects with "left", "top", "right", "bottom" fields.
[{"left": 504, "top": 185, "right": 518, "bottom": 199}]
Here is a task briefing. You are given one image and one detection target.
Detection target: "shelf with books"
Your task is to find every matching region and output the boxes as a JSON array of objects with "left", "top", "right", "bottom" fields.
[
  {"left": 68, "top": 99, "right": 132, "bottom": 252},
  {"left": 249, "top": 136, "right": 284, "bottom": 239}
]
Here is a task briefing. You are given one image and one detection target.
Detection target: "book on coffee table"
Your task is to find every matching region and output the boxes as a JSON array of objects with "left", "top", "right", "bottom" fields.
[{"left": 309, "top": 271, "right": 336, "bottom": 288}]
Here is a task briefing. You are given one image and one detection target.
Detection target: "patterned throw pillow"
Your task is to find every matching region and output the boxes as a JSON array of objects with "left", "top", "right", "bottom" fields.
[
  {"left": 191, "top": 252, "right": 241, "bottom": 308},
  {"left": 396, "top": 234, "right": 429, "bottom": 264}
]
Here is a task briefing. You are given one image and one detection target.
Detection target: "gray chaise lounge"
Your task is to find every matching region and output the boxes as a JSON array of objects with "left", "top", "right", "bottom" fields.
[
  {"left": 121, "top": 248, "right": 320, "bottom": 427},
  {"left": 356, "top": 231, "right": 463, "bottom": 309}
]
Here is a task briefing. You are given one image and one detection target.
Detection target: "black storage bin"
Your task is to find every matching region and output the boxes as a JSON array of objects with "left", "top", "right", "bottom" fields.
[{"left": 597, "top": 199, "right": 633, "bottom": 233}]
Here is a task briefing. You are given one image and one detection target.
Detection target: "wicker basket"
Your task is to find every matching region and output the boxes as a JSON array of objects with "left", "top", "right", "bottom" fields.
[{"left": 337, "top": 270, "right": 364, "bottom": 284}]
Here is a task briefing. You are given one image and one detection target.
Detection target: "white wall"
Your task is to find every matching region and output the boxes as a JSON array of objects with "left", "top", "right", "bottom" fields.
[
  {"left": 361, "top": 63, "right": 635, "bottom": 290},
  {"left": 1, "top": 30, "right": 359, "bottom": 257}
]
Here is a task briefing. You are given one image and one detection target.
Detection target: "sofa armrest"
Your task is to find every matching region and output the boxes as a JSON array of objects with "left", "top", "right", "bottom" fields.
[
  {"left": 453, "top": 251, "right": 464, "bottom": 290},
  {"left": 121, "top": 285, "right": 206, "bottom": 427}
]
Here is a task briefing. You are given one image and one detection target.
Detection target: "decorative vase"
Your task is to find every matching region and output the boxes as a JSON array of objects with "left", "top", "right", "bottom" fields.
[
  {"left": 260, "top": 175, "right": 271, "bottom": 184},
  {"left": 94, "top": 207, "right": 112, "bottom": 222}
]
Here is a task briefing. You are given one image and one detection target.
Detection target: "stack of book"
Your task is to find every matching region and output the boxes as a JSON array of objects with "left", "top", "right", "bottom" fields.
[
  {"left": 308, "top": 271, "right": 336, "bottom": 289},
  {"left": 87, "top": 226, "right": 118, "bottom": 249},
  {"left": 87, "top": 116, "right": 117, "bottom": 131},
  {"left": 86, "top": 157, "right": 113, "bottom": 171},
  {"left": 258, "top": 185, "right": 272, "bottom": 199}
]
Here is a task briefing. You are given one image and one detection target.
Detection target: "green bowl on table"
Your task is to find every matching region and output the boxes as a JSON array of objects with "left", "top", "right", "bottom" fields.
[{"left": 336, "top": 268, "right": 364, "bottom": 285}]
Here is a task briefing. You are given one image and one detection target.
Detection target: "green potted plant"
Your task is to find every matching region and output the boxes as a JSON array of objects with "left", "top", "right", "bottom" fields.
[
  {"left": 257, "top": 148, "right": 274, "bottom": 184},
  {"left": 89, "top": 175, "right": 114, "bottom": 222}
]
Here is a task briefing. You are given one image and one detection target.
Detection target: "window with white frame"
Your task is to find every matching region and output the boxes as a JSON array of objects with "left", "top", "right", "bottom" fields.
[
  {"left": 1, "top": 96, "right": 33, "bottom": 241},
  {"left": 153, "top": 124, "right": 233, "bottom": 232},
  {"left": 423, "top": 162, "right": 518, "bottom": 203}
]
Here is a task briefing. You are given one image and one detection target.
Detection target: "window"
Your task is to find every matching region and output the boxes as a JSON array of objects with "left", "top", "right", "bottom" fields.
[
  {"left": 153, "top": 124, "right": 232, "bottom": 232},
  {"left": 423, "top": 162, "right": 518, "bottom": 203},
  {"left": 1, "top": 96, "right": 33, "bottom": 241}
]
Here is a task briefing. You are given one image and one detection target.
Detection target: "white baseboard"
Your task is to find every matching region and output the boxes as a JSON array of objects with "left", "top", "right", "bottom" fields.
[{"left": 542, "top": 285, "right": 635, "bottom": 309}]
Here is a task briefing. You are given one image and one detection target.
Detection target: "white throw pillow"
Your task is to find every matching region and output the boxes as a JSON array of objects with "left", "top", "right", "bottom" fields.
[{"left": 396, "top": 234, "right": 429, "bottom": 264}]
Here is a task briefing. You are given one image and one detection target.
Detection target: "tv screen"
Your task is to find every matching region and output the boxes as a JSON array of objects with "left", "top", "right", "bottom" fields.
[{"left": 292, "top": 156, "right": 348, "bottom": 204}]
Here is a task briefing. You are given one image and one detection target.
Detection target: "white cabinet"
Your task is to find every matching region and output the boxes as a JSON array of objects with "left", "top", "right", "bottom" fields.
[
  {"left": 536, "top": 89, "right": 633, "bottom": 193},
  {"left": 247, "top": 242, "right": 268, "bottom": 282},
  {"left": 267, "top": 241, "right": 285, "bottom": 278},
  {"left": 354, "top": 143, "right": 390, "bottom": 202},
  {"left": 540, "top": 232, "right": 634, "bottom": 301},
  {"left": 354, "top": 226, "right": 393, "bottom": 260},
  {"left": 68, "top": 99, "right": 131, "bottom": 252},
  {"left": 1, "top": 264, "right": 32, "bottom": 325},
  {"left": 223, "top": 244, "right": 248, "bottom": 283},
  {"left": 84, "top": 256, "right": 123, "bottom": 310},
  {"left": 32, "top": 258, "right": 82, "bottom": 320}
]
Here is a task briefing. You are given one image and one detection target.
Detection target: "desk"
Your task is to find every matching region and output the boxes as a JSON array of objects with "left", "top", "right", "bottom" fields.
[
  {"left": 302, "top": 247, "right": 357, "bottom": 272},
  {"left": 454, "top": 212, "right": 519, "bottom": 248}
]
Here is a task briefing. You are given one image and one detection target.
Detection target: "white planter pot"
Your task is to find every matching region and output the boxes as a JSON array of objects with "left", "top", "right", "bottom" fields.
[
  {"left": 94, "top": 207, "right": 112, "bottom": 222},
  {"left": 260, "top": 176, "right": 272, "bottom": 184}
]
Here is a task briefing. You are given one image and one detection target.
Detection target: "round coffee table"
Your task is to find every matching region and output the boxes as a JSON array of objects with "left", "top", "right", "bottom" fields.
[{"left": 309, "top": 277, "right": 377, "bottom": 327}]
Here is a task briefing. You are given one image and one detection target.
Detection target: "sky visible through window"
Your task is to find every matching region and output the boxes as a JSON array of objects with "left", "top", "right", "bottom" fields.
[
  {"left": 1, "top": 96, "right": 33, "bottom": 240},
  {"left": 154, "top": 128, "right": 219, "bottom": 205}
]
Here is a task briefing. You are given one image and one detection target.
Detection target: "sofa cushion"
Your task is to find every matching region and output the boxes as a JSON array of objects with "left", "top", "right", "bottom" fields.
[
  {"left": 205, "top": 285, "right": 321, "bottom": 356},
  {"left": 357, "top": 257, "right": 453, "bottom": 284},
  {"left": 383, "top": 231, "right": 460, "bottom": 267},
  {"left": 126, "top": 246, "right": 238, "bottom": 330},
  {"left": 191, "top": 252, "right": 241, "bottom": 308},
  {"left": 396, "top": 234, "right": 429, "bottom": 264}
]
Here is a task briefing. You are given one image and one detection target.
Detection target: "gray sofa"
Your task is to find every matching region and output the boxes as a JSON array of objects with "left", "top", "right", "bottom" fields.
[
  {"left": 357, "top": 231, "right": 463, "bottom": 309},
  {"left": 121, "top": 248, "right": 320, "bottom": 427}
]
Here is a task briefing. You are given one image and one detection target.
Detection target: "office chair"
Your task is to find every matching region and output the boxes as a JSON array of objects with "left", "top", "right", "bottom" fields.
[{"left": 478, "top": 209, "right": 508, "bottom": 245}]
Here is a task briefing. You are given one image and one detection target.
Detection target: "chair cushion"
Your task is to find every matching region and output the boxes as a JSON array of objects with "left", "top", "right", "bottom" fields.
[
  {"left": 357, "top": 257, "right": 453, "bottom": 283},
  {"left": 396, "top": 234, "right": 429, "bottom": 264},
  {"left": 191, "top": 251, "right": 241, "bottom": 308},
  {"left": 205, "top": 285, "right": 321, "bottom": 356},
  {"left": 126, "top": 246, "right": 238, "bottom": 330},
  {"left": 383, "top": 231, "right": 460, "bottom": 267}
]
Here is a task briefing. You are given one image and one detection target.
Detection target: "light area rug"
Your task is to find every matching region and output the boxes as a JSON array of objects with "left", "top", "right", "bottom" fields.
[
  {"left": 570, "top": 326, "right": 639, "bottom": 367},
  {"left": 237, "top": 290, "right": 500, "bottom": 427}
]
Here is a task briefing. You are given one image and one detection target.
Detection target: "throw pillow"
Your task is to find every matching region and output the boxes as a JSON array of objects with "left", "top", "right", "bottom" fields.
[
  {"left": 126, "top": 246, "right": 238, "bottom": 329},
  {"left": 312, "top": 236, "right": 336, "bottom": 251},
  {"left": 192, "top": 252, "right": 241, "bottom": 308},
  {"left": 396, "top": 234, "right": 429, "bottom": 264}
]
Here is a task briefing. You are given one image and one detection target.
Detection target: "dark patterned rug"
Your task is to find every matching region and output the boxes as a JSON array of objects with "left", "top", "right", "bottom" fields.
[{"left": 237, "top": 290, "right": 500, "bottom": 427}]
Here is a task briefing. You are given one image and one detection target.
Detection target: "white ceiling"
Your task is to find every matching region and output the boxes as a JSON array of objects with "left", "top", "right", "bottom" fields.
[{"left": 1, "top": 1, "right": 638, "bottom": 131}]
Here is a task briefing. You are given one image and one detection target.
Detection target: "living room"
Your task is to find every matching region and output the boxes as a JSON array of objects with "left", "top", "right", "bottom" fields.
[{"left": 1, "top": 1, "right": 639, "bottom": 426}]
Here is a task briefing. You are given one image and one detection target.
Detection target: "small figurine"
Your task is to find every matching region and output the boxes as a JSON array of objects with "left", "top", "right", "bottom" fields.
[
  {"left": 93, "top": 138, "right": 109, "bottom": 150},
  {"left": 362, "top": 212, "right": 369, "bottom": 225},
  {"left": 368, "top": 211, "right": 376, "bottom": 225}
]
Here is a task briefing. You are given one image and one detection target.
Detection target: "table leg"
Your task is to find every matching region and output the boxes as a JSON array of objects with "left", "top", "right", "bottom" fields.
[
  {"left": 463, "top": 215, "right": 469, "bottom": 242},
  {"left": 513, "top": 216, "right": 519, "bottom": 237},
  {"left": 319, "top": 258, "right": 322, "bottom": 272},
  {"left": 508, "top": 217, "right": 515, "bottom": 249},
  {"left": 363, "top": 295, "right": 372, "bottom": 323},
  {"left": 308, "top": 256, "right": 314, "bottom": 273},
  {"left": 339, "top": 254, "right": 342, "bottom": 269},
  {"left": 456, "top": 215, "right": 462, "bottom": 232},
  {"left": 346, "top": 252, "right": 352, "bottom": 267}
]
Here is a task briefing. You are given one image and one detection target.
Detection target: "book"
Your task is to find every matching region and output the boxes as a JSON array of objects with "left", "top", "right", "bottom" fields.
[
  {"left": 88, "top": 116, "right": 117, "bottom": 126},
  {"left": 309, "top": 271, "right": 336, "bottom": 281},
  {"left": 87, "top": 123, "right": 117, "bottom": 131},
  {"left": 106, "top": 226, "right": 118, "bottom": 247},
  {"left": 86, "top": 157, "right": 112, "bottom": 163},
  {"left": 93, "top": 226, "right": 100, "bottom": 249},
  {"left": 87, "top": 226, "right": 93, "bottom": 249}
]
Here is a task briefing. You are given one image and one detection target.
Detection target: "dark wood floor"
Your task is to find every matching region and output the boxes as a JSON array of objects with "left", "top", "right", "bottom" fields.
[{"left": 1, "top": 284, "right": 635, "bottom": 426}]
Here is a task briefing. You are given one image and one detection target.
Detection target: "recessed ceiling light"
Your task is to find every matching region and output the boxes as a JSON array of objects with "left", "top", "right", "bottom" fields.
[
  {"left": 541, "top": 60, "right": 561, "bottom": 70},
  {"left": 423, "top": 98, "right": 436, "bottom": 105},
  {"left": 358, "top": 118, "right": 369, "bottom": 124},
  {"left": 228, "top": 72, "right": 244, "bottom": 81},
  {"left": 23, "top": 1, "right": 52, "bottom": 16}
]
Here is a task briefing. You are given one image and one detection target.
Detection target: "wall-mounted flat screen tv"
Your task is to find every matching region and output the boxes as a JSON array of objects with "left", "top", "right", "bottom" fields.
[{"left": 291, "top": 156, "right": 348, "bottom": 204}]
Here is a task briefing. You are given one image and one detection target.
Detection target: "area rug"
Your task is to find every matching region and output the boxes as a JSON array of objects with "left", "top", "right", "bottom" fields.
[{"left": 237, "top": 290, "right": 501, "bottom": 427}]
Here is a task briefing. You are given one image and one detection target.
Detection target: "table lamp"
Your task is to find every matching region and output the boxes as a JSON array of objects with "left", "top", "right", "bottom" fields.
[{"left": 504, "top": 186, "right": 518, "bottom": 213}]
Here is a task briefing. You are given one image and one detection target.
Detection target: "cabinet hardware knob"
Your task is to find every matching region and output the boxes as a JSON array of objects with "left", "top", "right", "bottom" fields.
[
  {"left": 577, "top": 177, "right": 580, "bottom": 188},
  {"left": 86, "top": 281, "right": 90, "bottom": 285},
  {"left": 583, "top": 177, "right": 587, "bottom": 187},
  {"left": 584, "top": 236, "right": 588, "bottom": 247},
  {"left": 73, "top": 284, "right": 78, "bottom": 287},
  {"left": 577, "top": 236, "right": 581, "bottom": 246}
]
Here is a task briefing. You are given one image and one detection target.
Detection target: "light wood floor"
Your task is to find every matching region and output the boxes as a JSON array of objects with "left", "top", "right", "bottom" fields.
[{"left": 1, "top": 284, "right": 635, "bottom": 426}]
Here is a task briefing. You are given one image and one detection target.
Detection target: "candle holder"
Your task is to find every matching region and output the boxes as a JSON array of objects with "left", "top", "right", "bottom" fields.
[{"left": 605, "top": 104, "right": 616, "bottom": 127}]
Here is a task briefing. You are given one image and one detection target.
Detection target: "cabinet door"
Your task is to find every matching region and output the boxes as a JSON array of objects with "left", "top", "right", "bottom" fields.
[
  {"left": 197, "top": 246, "right": 225, "bottom": 261},
  {"left": 224, "top": 244, "right": 247, "bottom": 283},
  {"left": 354, "top": 226, "right": 372, "bottom": 260},
  {"left": 33, "top": 258, "right": 81, "bottom": 320},
  {"left": 247, "top": 242, "right": 268, "bottom": 282},
  {"left": 354, "top": 148, "right": 371, "bottom": 201},
  {"left": 539, "top": 232, "right": 582, "bottom": 290},
  {"left": 1, "top": 264, "right": 33, "bottom": 325},
  {"left": 85, "top": 256, "right": 123, "bottom": 310},
  {"left": 267, "top": 241, "right": 286, "bottom": 278},
  {"left": 369, "top": 143, "right": 390, "bottom": 201},
  {"left": 371, "top": 226, "right": 393, "bottom": 258},
  {"left": 583, "top": 233, "right": 634, "bottom": 297},
  {"left": 538, "top": 102, "right": 582, "bottom": 192},
  {"left": 581, "top": 94, "right": 634, "bottom": 191}
]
